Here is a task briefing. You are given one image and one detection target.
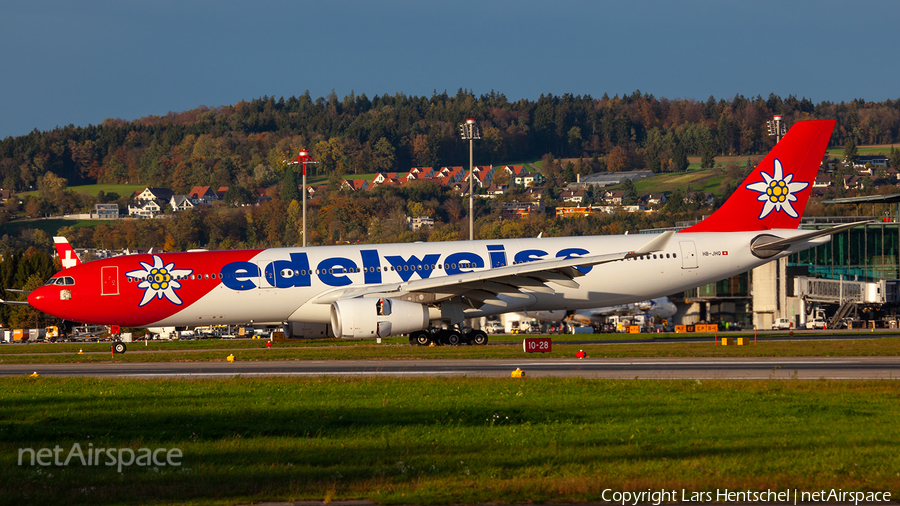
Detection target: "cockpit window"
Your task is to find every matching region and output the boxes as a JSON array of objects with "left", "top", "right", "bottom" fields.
[{"left": 46, "top": 276, "right": 75, "bottom": 286}]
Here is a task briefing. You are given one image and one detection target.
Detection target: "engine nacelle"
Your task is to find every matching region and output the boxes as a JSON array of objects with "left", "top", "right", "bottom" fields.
[{"left": 330, "top": 298, "right": 429, "bottom": 338}]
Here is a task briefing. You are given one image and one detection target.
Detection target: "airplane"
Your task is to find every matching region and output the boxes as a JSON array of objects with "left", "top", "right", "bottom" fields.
[
  {"left": 524, "top": 296, "right": 677, "bottom": 326},
  {"left": 22, "top": 119, "right": 863, "bottom": 352}
]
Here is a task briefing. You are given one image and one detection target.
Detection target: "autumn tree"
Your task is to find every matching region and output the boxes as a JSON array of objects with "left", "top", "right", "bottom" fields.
[
  {"left": 844, "top": 139, "right": 859, "bottom": 166},
  {"left": 607, "top": 146, "right": 629, "bottom": 172},
  {"left": 621, "top": 178, "right": 639, "bottom": 205},
  {"left": 280, "top": 165, "right": 300, "bottom": 203},
  {"left": 700, "top": 142, "right": 716, "bottom": 169},
  {"left": 371, "top": 138, "right": 396, "bottom": 172},
  {"left": 672, "top": 144, "right": 689, "bottom": 172}
]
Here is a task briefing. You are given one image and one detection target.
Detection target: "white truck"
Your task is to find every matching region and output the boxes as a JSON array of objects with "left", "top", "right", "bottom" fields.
[
  {"left": 485, "top": 321, "right": 504, "bottom": 334},
  {"left": 772, "top": 318, "right": 793, "bottom": 330},
  {"left": 805, "top": 308, "right": 827, "bottom": 329}
]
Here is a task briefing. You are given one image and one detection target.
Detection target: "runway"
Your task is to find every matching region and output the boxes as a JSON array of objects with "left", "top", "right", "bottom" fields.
[{"left": 5, "top": 356, "right": 900, "bottom": 379}]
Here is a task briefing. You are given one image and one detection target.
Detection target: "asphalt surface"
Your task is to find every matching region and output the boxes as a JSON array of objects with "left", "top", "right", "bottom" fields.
[{"left": 5, "top": 356, "right": 900, "bottom": 379}]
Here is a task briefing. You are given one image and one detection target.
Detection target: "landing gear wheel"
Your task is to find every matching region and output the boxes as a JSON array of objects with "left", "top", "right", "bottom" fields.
[
  {"left": 442, "top": 330, "right": 462, "bottom": 346},
  {"left": 411, "top": 330, "right": 431, "bottom": 346},
  {"left": 113, "top": 341, "right": 127, "bottom": 354},
  {"left": 470, "top": 330, "right": 489, "bottom": 346}
]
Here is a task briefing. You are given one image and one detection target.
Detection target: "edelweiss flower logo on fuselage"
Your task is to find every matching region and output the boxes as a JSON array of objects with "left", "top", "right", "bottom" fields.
[
  {"left": 745, "top": 159, "right": 808, "bottom": 220},
  {"left": 126, "top": 255, "right": 193, "bottom": 307}
]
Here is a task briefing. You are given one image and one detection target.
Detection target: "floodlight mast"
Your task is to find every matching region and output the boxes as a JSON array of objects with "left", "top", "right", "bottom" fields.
[
  {"left": 289, "top": 150, "right": 319, "bottom": 247},
  {"left": 767, "top": 115, "right": 787, "bottom": 143},
  {"left": 459, "top": 118, "right": 481, "bottom": 240}
]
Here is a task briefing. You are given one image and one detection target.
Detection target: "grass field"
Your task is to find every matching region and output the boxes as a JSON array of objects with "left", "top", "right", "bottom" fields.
[
  {"left": 826, "top": 145, "right": 895, "bottom": 157},
  {"left": 1, "top": 335, "right": 899, "bottom": 364},
  {"left": 17, "top": 183, "right": 146, "bottom": 199},
  {"left": 629, "top": 168, "right": 726, "bottom": 196},
  {"left": 0, "top": 218, "right": 108, "bottom": 237},
  {"left": 2, "top": 376, "right": 898, "bottom": 506}
]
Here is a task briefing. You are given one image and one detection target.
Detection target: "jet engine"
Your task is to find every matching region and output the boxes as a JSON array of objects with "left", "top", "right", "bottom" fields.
[{"left": 330, "top": 298, "right": 429, "bottom": 338}]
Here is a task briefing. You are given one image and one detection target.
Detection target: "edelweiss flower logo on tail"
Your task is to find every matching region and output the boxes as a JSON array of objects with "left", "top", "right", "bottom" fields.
[
  {"left": 745, "top": 158, "right": 808, "bottom": 219},
  {"left": 126, "top": 255, "right": 193, "bottom": 307}
]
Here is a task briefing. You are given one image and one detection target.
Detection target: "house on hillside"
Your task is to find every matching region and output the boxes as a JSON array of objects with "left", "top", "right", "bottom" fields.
[
  {"left": 559, "top": 189, "right": 585, "bottom": 204},
  {"left": 504, "top": 165, "right": 544, "bottom": 186},
  {"left": 189, "top": 186, "right": 218, "bottom": 205},
  {"left": 135, "top": 187, "right": 174, "bottom": 205},
  {"left": 439, "top": 167, "right": 466, "bottom": 183},
  {"left": 408, "top": 167, "right": 435, "bottom": 179},
  {"left": 642, "top": 193, "right": 667, "bottom": 206},
  {"left": 486, "top": 184, "right": 508, "bottom": 197},
  {"left": 501, "top": 201, "right": 543, "bottom": 219},
  {"left": 466, "top": 166, "right": 494, "bottom": 188},
  {"left": 255, "top": 188, "right": 271, "bottom": 205},
  {"left": 814, "top": 174, "right": 832, "bottom": 188},
  {"left": 341, "top": 179, "right": 369, "bottom": 192},
  {"left": 524, "top": 186, "right": 545, "bottom": 201},
  {"left": 853, "top": 155, "right": 889, "bottom": 169},
  {"left": 91, "top": 204, "right": 119, "bottom": 219},
  {"left": 373, "top": 172, "right": 400, "bottom": 184},
  {"left": 407, "top": 216, "right": 435, "bottom": 231},
  {"left": 449, "top": 182, "right": 468, "bottom": 195},
  {"left": 170, "top": 195, "right": 195, "bottom": 212},
  {"left": 371, "top": 177, "right": 403, "bottom": 189},
  {"left": 128, "top": 200, "right": 161, "bottom": 218},
  {"left": 686, "top": 191, "right": 716, "bottom": 206},
  {"left": 602, "top": 190, "right": 625, "bottom": 205}
]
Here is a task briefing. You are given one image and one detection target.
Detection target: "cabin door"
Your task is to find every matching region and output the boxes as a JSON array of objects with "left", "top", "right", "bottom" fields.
[
  {"left": 679, "top": 242, "right": 698, "bottom": 269},
  {"left": 101, "top": 266, "right": 120, "bottom": 295}
]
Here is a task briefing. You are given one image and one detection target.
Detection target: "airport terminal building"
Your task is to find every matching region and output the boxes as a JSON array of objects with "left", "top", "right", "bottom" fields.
[{"left": 673, "top": 204, "right": 900, "bottom": 329}]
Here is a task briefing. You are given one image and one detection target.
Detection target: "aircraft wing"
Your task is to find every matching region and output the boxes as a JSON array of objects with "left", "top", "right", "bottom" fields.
[{"left": 311, "top": 231, "right": 674, "bottom": 307}]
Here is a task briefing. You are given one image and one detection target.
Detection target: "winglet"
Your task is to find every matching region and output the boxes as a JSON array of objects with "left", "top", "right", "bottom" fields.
[
  {"left": 53, "top": 237, "right": 81, "bottom": 269},
  {"left": 628, "top": 230, "right": 674, "bottom": 257}
]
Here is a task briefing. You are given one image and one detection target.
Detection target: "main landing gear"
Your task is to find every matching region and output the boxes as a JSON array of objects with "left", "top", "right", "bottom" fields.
[{"left": 408, "top": 327, "right": 489, "bottom": 346}]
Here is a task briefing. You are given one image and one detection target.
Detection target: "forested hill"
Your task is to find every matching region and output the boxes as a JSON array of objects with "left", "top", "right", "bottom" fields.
[{"left": 1, "top": 90, "right": 899, "bottom": 193}]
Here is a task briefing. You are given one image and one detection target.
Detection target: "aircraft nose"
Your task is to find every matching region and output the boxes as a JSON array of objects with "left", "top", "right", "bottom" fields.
[{"left": 28, "top": 286, "right": 59, "bottom": 315}]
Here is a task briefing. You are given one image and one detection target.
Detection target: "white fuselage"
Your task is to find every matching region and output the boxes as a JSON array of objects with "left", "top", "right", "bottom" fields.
[{"left": 151, "top": 229, "right": 824, "bottom": 327}]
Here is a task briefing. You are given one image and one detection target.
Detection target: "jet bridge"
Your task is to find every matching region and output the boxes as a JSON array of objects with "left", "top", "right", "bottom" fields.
[{"left": 794, "top": 276, "right": 900, "bottom": 326}]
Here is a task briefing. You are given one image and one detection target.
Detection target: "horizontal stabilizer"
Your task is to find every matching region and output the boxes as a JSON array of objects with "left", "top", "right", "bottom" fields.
[
  {"left": 751, "top": 221, "right": 874, "bottom": 258},
  {"left": 0, "top": 298, "right": 31, "bottom": 306}
]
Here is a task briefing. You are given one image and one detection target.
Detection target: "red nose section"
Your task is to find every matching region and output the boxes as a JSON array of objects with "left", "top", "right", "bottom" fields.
[{"left": 27, "top": 285, "right": 68, "bottom": 319}]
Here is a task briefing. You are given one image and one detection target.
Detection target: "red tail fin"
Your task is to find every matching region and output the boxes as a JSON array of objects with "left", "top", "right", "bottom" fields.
[
  {"left": 681, "top": 119, "right": 835, "bottom": 233},
  {"left": 53, "top": 236, "right": 81, "bottom": 269}
]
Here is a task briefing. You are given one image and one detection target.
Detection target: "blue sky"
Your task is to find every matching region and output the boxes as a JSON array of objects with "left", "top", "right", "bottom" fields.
[{"left": 2, "top": 0, "right": 898, "bottom": 139}]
